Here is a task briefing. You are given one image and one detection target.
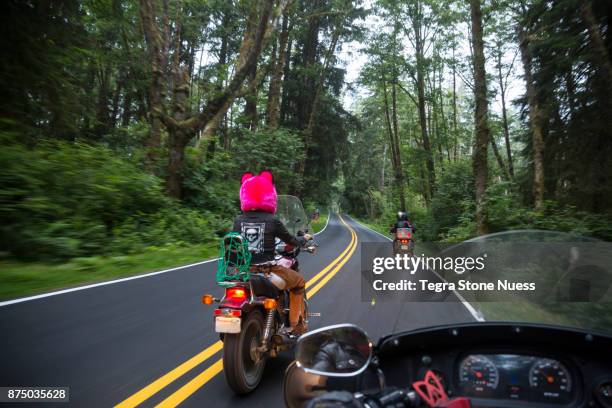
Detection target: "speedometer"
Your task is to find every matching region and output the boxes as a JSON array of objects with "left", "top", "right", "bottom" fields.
[
  {"left": 529, "top": 358, "right": 572, "bottom": 399},
  {"left": 459, "top": 355, "right": 499, "bottom": 392}
]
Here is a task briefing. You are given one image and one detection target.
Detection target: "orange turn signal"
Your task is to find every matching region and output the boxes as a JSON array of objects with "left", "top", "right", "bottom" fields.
[
  {"left": 263, "top": 298, "right": 277, "bottom": 310},
  {"left": 202, "top": 294, "right": 214, "bottom": 305}
]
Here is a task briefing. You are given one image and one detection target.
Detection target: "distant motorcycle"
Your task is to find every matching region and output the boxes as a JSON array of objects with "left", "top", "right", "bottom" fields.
[{"left": 393, "top": 227, "right": 414, "bottom": 256}]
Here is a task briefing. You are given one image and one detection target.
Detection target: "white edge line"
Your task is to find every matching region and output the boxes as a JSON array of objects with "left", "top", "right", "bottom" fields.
[
  {"left": 346, "top": 215, "right": 485, "bottom": 322},
  {"left": 1, "top": 211, "right": 332, "bottom": 308},
  {"left": 0, "top": 258, "right": 218, "bottom": 308},
  {"left": 313, "top": 208, "right": 331, "bottom": 236}
]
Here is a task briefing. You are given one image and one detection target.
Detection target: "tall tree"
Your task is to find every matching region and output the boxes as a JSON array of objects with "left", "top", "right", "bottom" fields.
[
  {"left": 403, "top": 0, "right": 436, "bottom": 203},
  {"left": 266, "top": 5, "right": 292, "bottom": 129},
  {"left": 517, "top": 6, "right": 545, "bottom": 210},
  {"left": 469, "top": 0, "right": 491, "bottom": 234},
  {"left": 139, "top": 0, "right": 278, "bottom": 198}
]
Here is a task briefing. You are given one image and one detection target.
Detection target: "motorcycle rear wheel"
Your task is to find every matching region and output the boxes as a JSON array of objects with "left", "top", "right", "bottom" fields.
[{"left": 223, "top": 310, "right": 266, "bottom": 394}]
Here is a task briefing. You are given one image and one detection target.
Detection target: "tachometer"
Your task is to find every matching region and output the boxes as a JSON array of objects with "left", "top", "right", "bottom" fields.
[
  {"left": 529, "top": 358, "right": 572, "bottom": 399},
  {"left": 459, "top": 355, "right": 499, "bottom": 392}
]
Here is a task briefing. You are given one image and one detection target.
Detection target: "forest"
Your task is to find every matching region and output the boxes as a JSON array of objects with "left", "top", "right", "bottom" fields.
[{"left": 1, "top": 0, "right": 611, "bottom": 274}]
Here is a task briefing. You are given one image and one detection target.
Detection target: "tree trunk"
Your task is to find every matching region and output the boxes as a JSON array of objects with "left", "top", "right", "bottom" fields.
[
  {"left": 414, "top": 24, "right": 435, "bottom": 203},
  {"left": 266, "top": 11, "right": 291, "bottom": 129},
  {"left": 139, "top": 0, "right": 276, "bottom": 197},
  {"left": 139, "top": 0, "right": 167, "bottom": 169},
  {"left": 110, "top": 76, "right": 123, "bottom": 129},
  {"left": 244, "top": 63, "right": 258, "bottom": 130},
  {"left": 490, "top": 137, "right": 509, "bottom": 180},
  {"left": 496, "top": 49, "right": 514, "bottom": 177},
  {"left": 94, "top": 63, "right": 112, "bottom": 138},
  {"left": 380, "top": 143, "right": 387, "bottom": 191},
  {"left": 452, "top": 44, "right": 458, "bottom": 161},
  {"left": 470, "top": 0, "right": 490, "bottom": 235},
  {"left": 296, "top": 25, "right": 340, "bottom": 192},
  {"left": 518, "top": 24, "right": 545, "bottom": 210},
  {"left": 392, "top": 81, "right": 406, "bottom": 210},
  {"left": 121, "top": 89, "right": 132, "bottom": 127},
  {"left": 383, "top": 80, "right": 406, "bottom": 211},
  {"left": 298, "top": 0, "right": 321, "bottom": 126},
  {"left": 166, "top": 131, "right": 188, "bottom": 198},
  {"left": 280, "top": 34, "right": 293, "bottom": 124},
  {"left": 581, "top": 1, "right": 612, "bottom": 99}
]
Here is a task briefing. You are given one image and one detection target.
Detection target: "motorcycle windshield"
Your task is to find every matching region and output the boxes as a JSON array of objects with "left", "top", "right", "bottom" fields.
[
  {"left": 276, "top": 195, "right": 309, "bottom": 236},
  {"left": 433, "top": 230, "right": 612, "bottom": 335}
]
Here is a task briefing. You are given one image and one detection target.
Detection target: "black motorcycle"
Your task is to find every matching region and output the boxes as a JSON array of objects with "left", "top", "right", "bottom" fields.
[
  {"left": 392, "top": 227, "right": 415, "bottom": 256},
  {"left": 203, "top": 195, "right": 317, "bottom": 395}
]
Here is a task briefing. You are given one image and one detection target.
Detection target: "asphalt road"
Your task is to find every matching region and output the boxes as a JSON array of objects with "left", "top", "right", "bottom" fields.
[{"left": 0, "top": 213, "right": 476, "bottom": 407}]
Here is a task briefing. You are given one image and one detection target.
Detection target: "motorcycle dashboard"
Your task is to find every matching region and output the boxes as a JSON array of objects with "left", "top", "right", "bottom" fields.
[
  {"left": 375, "top": 323, "right": 612, "bottom": 408},
  {"left": 456, "top": 353, "right": 575, "bottom": 405}
]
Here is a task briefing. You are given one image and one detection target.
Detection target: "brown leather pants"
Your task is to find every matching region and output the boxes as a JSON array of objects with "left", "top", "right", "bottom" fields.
[{"left": 269, "top": 265, "right": 306, "bottom": 329}]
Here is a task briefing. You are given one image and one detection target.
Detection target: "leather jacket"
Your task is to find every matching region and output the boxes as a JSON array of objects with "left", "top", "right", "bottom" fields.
[{"left": 233, "top": 211, "right": 304, "bottom": 264}]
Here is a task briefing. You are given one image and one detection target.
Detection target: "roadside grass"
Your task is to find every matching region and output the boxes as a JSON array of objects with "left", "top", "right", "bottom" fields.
[
  {"left": 474, "top": 301, "right": 577, "bottom": 327},
  {"left": 351, "top": 216, "right": 389, "bottom": 237},
  {"left": 310, "top": 210, "right": 329, "bottom": 233},
  {"left": 474, "top": 301, "right": 612, "bottom": 334},
  {"left": 0, "top": 243, "right": 218, "bottom": 301}
]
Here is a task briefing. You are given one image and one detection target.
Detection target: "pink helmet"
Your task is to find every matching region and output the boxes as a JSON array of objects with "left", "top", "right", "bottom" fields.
[{"left": 239, "top": 171, "right": 277, "bottom": 214}]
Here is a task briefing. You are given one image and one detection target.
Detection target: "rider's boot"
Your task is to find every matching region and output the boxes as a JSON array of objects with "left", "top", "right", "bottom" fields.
[{"left": 289, "top": 287, "right": 307, "bottom": 335}]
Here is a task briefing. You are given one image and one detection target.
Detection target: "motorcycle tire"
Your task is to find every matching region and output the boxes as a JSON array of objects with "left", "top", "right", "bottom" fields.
[{"left": 223, "top": 309, "right": 266, "bottom": 394}]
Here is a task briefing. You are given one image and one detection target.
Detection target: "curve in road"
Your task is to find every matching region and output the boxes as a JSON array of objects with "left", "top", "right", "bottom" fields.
[{"left": 0, "top": 213, "right": 476, "bottom": 408}]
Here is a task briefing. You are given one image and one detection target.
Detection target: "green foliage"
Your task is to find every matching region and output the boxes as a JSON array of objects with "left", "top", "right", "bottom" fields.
[
  {"left": 232, "top": 128, "right": 305, "bottom": 193},
  {"left": 429, "top": 160, "right": 475, "bottom": 240},
  {"left": 183, "top": 148, "right": 239, "bottom": 219},
  {"left": 110, "top": 207, "right": 224, "bottom": 254},
  {"left": 309, "top": 210, "right": 329, "bottom": 233},
  {"left": 0, "top": 139, "right": 224, "bottom": 260}
]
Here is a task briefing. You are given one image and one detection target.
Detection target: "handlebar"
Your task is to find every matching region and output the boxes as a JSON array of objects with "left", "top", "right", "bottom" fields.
[
  {"left": 361, "top": 387, "right": 419, "bottom": 408},
  {"left": 307, "top": 387, "right": 419, "bottom": 408}
]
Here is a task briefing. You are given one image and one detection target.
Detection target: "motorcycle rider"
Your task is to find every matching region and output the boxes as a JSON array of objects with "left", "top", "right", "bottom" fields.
[
  {"left": 233, "top": 171, "right": 312, "bottom": 335},
  {"left": 390, "top": 211, "right": 415, "bottom": 234}
]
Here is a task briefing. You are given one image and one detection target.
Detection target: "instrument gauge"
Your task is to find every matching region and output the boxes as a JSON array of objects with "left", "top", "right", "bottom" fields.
[
  {"left": 595, "top": 382, "right": 612, "bottom": 408},
  {"left": 529, "top": 358, "right": 572, "bottom": 399},
  {"left": 459, "top": 355, "right": 499, "bottom": 392}
]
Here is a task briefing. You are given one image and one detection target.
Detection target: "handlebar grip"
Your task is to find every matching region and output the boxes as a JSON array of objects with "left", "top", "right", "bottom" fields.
[
  {"left": 369, "top": 389, "right": 419, "bottom": 407},
  {"left": 378, "top": 389, "right": 406, "bottom": 406}
]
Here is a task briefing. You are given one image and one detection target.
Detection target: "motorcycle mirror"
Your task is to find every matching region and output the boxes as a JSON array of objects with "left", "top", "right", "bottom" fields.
[{"left": 295, "top": 324, "right": 373, "bottom": 377}]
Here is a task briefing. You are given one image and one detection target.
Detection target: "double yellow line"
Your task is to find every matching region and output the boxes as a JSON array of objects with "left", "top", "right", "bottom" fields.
[{"left": 116, "top": 214, "right": 358, "bottom": 408}]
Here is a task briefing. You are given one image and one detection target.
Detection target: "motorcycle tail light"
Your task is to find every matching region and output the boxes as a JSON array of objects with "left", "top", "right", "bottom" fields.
[
  {"left": 230, "top": 310, "right": 241, "bottom": 317},
  {"left": 214, "top": 308, "right": 222, "bottom": 316},
  {"left": 401, "top": 239, "right": 409, "bottom": 244},
  {"left": 226, "top": 286, "right": 248, "bottom": 302}
]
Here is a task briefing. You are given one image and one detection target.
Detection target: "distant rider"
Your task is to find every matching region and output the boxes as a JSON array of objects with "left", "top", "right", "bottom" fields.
[
  {"left": 233, "top": 171, "right": 312, "bottom": 335},
  {"left": 390, "top": 211, "right": 415, "bottom": 234}
]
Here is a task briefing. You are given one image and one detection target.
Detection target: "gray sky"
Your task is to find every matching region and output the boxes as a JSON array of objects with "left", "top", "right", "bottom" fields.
[{"left": 337, "top": 10, "right": 525, "bottom": 116}]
